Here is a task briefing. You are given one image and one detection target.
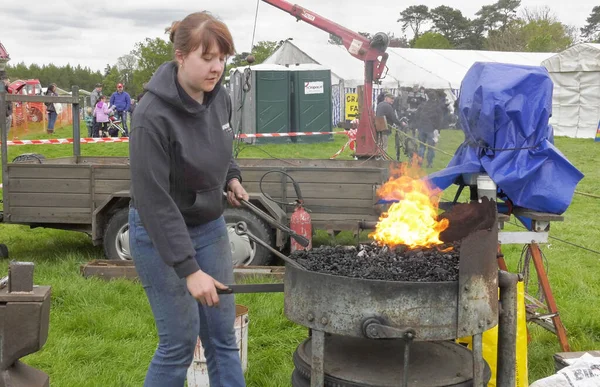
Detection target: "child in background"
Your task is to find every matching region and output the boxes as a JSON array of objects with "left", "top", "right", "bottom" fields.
[
  {"left": 93, "top": 96, "right": 114, "bottom": 137},
  {"left": 85, "top": 107, "right": 94, "bottom": 137}
]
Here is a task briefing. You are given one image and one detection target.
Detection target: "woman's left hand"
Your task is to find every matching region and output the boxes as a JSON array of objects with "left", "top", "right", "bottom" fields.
[{"left": 227, "top": 179, "right": 249, "bottom": 207}]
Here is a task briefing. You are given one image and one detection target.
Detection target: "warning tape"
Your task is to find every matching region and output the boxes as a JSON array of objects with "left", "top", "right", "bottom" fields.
[
  {"left": 330, "top": 129, "right": 357, "bottom": 159},
  {"left": 2, "top": 131, "right": 348, "bottom": 146}
]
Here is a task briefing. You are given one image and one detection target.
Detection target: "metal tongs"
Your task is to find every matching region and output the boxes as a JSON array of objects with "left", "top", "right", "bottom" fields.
[
  {"left": 223, "top": 192, "right": 310, "bottom": 248},
  {"left": 217, "top": 221, "right": 303, "bottom": 294}
]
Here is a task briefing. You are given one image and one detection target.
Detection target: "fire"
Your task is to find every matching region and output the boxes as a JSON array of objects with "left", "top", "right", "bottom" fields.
[{"left": 369, "top": 163, "right": 449, "bottom": 249}]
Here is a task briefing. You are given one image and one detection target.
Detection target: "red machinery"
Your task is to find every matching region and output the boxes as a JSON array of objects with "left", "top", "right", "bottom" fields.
[
  {"left": 9, "top": 79, "right": 45, "bottom": 124},
  {"left": 262, "top": 0, "right": 390, "bottom": 157}
]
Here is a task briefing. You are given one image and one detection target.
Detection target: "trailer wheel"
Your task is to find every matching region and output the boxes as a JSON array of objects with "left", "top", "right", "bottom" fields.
[
  {"left": 103, "top": 208, "right": 131, "bottom": 261},
  {"left": 224, "top": 208, "right": 274, "bottom": 266},
  {"left": 12, "top": 153, "right": 46, "bottom": 164}
]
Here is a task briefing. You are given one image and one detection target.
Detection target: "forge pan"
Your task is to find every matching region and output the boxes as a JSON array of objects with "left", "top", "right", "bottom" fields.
[{"left": 283, "top": 199, "right": 499, "bottom": 341}]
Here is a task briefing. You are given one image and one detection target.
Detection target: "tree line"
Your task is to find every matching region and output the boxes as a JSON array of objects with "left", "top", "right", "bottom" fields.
[
  {"left": 5, "top": 3, "right": 600, "bottom": 95},
  {"left": 394, "top": 1, "right": 599, "bottom": 52}
]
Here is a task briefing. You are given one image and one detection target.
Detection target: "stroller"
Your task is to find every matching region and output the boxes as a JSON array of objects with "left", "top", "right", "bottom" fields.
[{"left": 104, "top": 114, "right": 127, "bottom": 138}]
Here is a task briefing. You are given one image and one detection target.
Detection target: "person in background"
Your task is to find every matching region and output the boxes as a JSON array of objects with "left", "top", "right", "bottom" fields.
[
  {"left": 45, "top": 83, "right": 58, "bottom": 134},
  {"left": 93, "top": 95, "right": 114, "bottom": 137},
  {"left": 110, "top": 83, "right": 131, "bottom": 136},
  {"left": 2, "top": 77, "right": 12, "bottom": 138},
  {"left": 375, "top": 92, "right": 402, "bottom": 156},
  {"left": 90, "top": 83, "right": 103, "bottom": 137},
  {"left": 128, "top": 11, "right": 247, "bottom": 387},
  {"left": 129, "top": 99, "right": 137, "bottom": 129},
  {"left": 84, "top": 107, "right": 94, "bottom": 137},
  {"left": 415, "top": 90, "right": 443, "bottom": 168}
]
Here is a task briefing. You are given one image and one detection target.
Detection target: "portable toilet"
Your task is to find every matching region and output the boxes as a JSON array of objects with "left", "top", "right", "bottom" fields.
[
  {"left": 288, "top": 64, "right": 333, "bottom": 143},
  {"left": 229, "top": 64, "right": 291, "bottom": 144}
]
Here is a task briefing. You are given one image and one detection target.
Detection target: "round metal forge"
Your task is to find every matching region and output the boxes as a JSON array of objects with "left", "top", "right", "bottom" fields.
[
  {"left": 283, "top": 216, "right": 499, "bottom": 341},
  {"left": 291, "top": 335, "right": 491, "bottom": 387}
]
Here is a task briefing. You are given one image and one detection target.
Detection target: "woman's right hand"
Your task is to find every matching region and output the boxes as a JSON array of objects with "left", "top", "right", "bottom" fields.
[{"left": 186, "top": 270, "right": 228, "bottom": 307}]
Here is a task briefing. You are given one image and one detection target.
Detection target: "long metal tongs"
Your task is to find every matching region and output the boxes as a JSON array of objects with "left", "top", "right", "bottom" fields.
[
  {"left": 217, "top": 221, "right": 305, "bottom": 295},
  {"left": 223, "top": 192, "right": 310, "bottom": 247}
]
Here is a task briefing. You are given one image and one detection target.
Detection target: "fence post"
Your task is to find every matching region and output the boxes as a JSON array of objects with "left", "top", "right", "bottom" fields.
[
  {"left": 1, "top": 86, "right": 7, "bottom": 204},
  {"left": 72, "top": 86, "right": 80, "bottom": 158}
]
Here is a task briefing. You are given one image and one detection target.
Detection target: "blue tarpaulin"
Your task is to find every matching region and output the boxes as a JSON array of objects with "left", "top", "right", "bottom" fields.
[{"left": 426, "top": 62, "right": 583, "bottom": 215}]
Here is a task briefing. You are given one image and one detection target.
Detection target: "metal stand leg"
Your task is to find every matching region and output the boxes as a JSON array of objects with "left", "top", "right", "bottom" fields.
[
  {"left": 472, "top": 333, "right": 484, "bottom": 386},
  {"left": 529, "top": 243, "right": 570, "bottom": 352},
  {"left": 311, "top": 330, "right": 325, "bottom": 387}
]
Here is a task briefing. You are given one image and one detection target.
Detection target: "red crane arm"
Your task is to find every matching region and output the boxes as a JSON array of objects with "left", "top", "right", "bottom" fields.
[{"left": 261, "top": 0, "right": 388, "bottom": 79}]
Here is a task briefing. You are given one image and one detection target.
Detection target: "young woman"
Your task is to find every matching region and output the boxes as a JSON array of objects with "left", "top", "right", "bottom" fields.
[{"left": 128, "top": 12, "right": 247, "bottom": 387}]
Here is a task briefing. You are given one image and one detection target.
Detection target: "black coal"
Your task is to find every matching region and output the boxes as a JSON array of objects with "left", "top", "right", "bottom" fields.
[{"left": 290, "top": 242, "right": 461, "bottom": 282}]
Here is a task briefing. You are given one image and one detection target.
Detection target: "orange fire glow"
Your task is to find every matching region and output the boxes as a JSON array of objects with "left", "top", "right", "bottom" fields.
[{"left": 369, "top": 163, "right": 449, "bottom": 249}]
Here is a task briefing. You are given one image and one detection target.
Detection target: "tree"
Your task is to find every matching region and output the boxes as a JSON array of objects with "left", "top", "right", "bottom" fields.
[
  {"left": 226, "top": 40, "right": 280, "bottom": 71},
  {"left": 397, "top": 5, "right": 430, "bottom": 40},
  {"left": 522, "top": 19, "right": 574, "bottom": 52},
  {"left": 413, "top": 32, "right": 453, "bottom": 49},
  {"left": 388, "top": 33, "right": 410, "bottom": 48},
  {"left": 476, "top": 0, "right": 521, "bottom": 32},
  {"left": 116, "top": 54, "right": 138, "bottom": 95},
  {"left": 581, "top": 6, "right": 600, "bottom": 42},
  {"left": 131, "top": 37, "right": 173, "bottom": 90},
  {"left": 102, "top": 65, "right": 122, "bottom": 96},
  {"left": 328, "top": 33, "right": 343, "bottom": 45},
  {"left": 429, "top": 6, "right": 471, "bottom": 46}
]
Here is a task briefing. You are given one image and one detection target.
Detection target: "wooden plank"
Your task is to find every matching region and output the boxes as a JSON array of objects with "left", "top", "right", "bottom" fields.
[
  {"left": 94, "top": 167, "right": 131, "bottom": 180},
  {"left": 287, "top": 205, "right": 377, "bottom": 216},
  {"left": 6, "top": 94, "right": 77, "bottom": 103},
  {"left": 94, "top": 194, "right": 112, "bottom": 208},
  {"left": 243, "top": 182, "right": 376, "bottom": 200},
  {"left": 94, "top": 180, "right": 130, "bottom": 194},
  {"left": 237, "top": 158, "right": 391, "bottom": 169},
  {"left": 7, "top": 166, "right": 91, "bottom": 179},
  {"left": 300, "top": 198, "right": 376, "bottom": 208},
  {"left": 241, "top": 169, "right": 385, "bottom": 184},
  {"left": 8, "top": 193, "right": 91, "bottom": 208},
  {"left": 10, "top": 207, "right": 91, "bottom": 224},
  {"left": 80, "top": 260, "right": 286, "bottom": 282},
  {"left": 8, "top": 178, "right": 90, "bottom": 194}
]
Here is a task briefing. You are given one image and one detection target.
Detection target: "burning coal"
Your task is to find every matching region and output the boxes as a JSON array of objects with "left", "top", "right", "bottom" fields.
[
  {"left": 290, "top": 242, "right": 461, "bottom": 282},
  {"left": 370, "top": 163, "right": 449, "bottom": 249}
]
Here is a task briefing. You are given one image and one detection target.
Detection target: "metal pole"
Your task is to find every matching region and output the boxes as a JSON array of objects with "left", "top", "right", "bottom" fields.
[
  {"left": 72, "top": 86, "right": 80, "bottom": 159},
  {"left": 310, "top": 330, "right": 325, "bottom": 387},
  {"left": 497, "top": 270, "right": 519, "bottom": 387},
  {"left": 472, "top": 333, "right": 484, "bottom": 386},
  {"left": 1, "top": 85, "right": 7, "bottom": 209}
]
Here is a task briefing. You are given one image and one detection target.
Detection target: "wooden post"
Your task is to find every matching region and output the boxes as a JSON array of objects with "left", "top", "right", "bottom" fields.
[{"left": 72, "top": 86, "right": 80, "bottom": 158}]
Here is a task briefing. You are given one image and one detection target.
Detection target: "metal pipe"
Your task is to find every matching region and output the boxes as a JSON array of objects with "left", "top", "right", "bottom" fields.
[
  {"left": 72, "top": 86, "right": 80, "bottom": 158},
  {"left": 497, "top": 270, "right": 520, "bottom": 387},
  {"left": 472, "top": 333, "right": 484, "bottom": 386},
  {"left": 1, "top": 85, "right": 7, "bottom": 211}
]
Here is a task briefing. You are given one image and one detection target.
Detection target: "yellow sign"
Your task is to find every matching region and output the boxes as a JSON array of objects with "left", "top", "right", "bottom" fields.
[{"left": 345, "top": 93, "right": 359, "bottom": 120}]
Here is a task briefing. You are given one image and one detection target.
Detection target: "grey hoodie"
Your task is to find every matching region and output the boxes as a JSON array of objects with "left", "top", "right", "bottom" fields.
[{"left": 129, "top": 61, "right": 241, "bottom": 279}]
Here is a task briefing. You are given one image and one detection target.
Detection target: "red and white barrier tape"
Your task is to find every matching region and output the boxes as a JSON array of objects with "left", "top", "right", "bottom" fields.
[
  {"left": 1, "top": 131, "right": 348, "bottom": 146},
  {"left": 330, "top": 129, "right": 357, "bottom": 159}
]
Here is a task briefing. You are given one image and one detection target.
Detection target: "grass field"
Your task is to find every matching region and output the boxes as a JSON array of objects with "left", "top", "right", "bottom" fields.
[{"left": 1, "top": 123, "right": 599, "bottom": 386}]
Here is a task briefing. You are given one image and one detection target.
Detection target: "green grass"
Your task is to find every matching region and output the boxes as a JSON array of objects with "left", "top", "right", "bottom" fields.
[{"left": 1, "top": 126, "right": 600, "bottom": 385}]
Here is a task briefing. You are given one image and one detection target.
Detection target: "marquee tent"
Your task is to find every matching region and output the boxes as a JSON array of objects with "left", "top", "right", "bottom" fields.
[{"left": 542, "top": 43, "right": 600, "bottom": 139}]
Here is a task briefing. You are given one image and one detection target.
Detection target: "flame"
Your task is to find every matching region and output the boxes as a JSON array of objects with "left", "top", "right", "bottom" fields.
[{"left": 369, "top": 162, "right": 449, "bottom": 249}]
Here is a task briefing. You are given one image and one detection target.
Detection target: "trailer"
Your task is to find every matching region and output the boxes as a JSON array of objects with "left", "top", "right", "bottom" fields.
[{"left": 1, "top": 87, "right": 390, "bottom": 265}]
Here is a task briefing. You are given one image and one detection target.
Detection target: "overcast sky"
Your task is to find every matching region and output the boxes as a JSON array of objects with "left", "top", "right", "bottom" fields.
[{"left": 0, "top": 0, "right": 594, "bottom": 73}]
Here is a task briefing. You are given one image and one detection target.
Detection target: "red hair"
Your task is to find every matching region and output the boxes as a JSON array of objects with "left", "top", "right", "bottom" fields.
[{"left": 166, "top": 12, "right": 235, "bottom": 58}]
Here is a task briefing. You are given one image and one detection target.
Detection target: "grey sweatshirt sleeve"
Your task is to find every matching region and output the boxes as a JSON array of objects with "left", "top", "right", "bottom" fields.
[{"left": 129, "top": 127, "right": 200, "bottom": 278}]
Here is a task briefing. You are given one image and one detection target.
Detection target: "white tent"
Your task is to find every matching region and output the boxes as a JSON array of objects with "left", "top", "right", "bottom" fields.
[
  {"left": 542, "top": 43, "right": 600, "bottom": 139},
  {"left": 265, "top": 40, "right": 554, "bottom": 91}
]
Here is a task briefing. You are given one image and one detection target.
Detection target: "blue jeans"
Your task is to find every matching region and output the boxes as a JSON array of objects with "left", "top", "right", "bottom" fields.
[
  {"left": 418, "top": 131, "right": 435, "bottom": 166},
  {"left": 129, "top": 208, "right": 245, "bottom": 387},
  {"left": 47, "top": 111, "right": 57, "bottom": 131},
  {"left": 116, "top": 110, "right": 128, "bottom": 135}
]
